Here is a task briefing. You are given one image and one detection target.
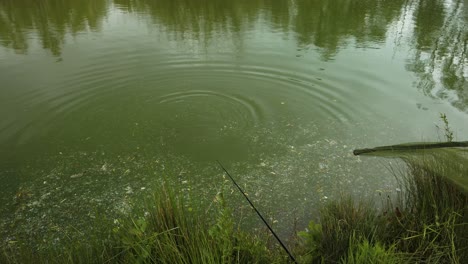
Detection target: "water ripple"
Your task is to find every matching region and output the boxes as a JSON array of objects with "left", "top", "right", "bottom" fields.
[{"left": 5, "top": 51, "right": 382, "bottom": 147}]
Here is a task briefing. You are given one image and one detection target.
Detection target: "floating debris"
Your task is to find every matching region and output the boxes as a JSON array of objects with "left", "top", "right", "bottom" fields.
[
  {"left": 70, "top": 173, "right": 83, "bottom": 179},
  {"left": 125, "top": 186, "right": 133, "bottom": 195},
  {"left": 318, "top": 162, "right": 329, "bottom": 170}
]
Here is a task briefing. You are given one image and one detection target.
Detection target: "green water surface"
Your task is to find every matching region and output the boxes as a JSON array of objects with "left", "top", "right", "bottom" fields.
[{"left": 0, "top": 0, "right": 467, "bottom": 244}]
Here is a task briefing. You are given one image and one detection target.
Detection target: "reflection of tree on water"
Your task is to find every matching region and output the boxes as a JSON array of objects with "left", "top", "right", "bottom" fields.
[
  {"left": 406, "top": 0, "right": 467, "bottom": 111},
  {"left": 294, "top": 0, "right": 405, "bottom": 60},
  {"left": 0, "top": 0, "right": 107, "bottom": 56},
  {"left": 112, "top": 0, "right": 466, "bottom": 110},
  {"left": 0, "top": 0, "right": 466, "bottom": 109},
  {"left": 0, "top": 0, "right": 407, "bottom": 59},
  {"left": 113, "top": 0, "right": 405, "bottom": 60},
  {"left": 113, "top": 0, "right": 266, "bottom": 52}
]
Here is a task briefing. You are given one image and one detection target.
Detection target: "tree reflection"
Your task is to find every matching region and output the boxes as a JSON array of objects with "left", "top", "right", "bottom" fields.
[
  {"left": 0, "top": 0, "right": 466, "bottom": 109},
  {"left": 0, "top": 0, "right": 107, "bottom": 56},
  {"left": 293, "top": 0, "right": 405, "bottom": 60},
  {"left": 0, "top": 0, "right": 406, "bottom": 59},
  {"left": 406, "top": 0, "right": 467, "bottom": 111},
  {"left": 114, "top": 0, "right": 405, "bottom": 60},
  {"left": 114, "top": 0, "right": 264, "bottom": 46}
]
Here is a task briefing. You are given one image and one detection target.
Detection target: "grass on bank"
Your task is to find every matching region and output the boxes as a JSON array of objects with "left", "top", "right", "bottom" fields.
[
  {"left": 297, "top": 153, "right": 468, "bottom": 263},
  {"left": 1, "top": 186, "right": 284, "bottom": 264},
  {"left": 1, "top": 155, "right": 467, "bottom": 263}
]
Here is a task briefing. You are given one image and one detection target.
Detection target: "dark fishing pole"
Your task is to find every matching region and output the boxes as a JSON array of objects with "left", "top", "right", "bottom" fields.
[{"left": 216, "top": 160, "right": 298, "bottom": 264}]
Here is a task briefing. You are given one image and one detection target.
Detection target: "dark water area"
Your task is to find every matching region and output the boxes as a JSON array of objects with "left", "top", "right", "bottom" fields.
[{"left": 0, "top": 0, "right": 467, "bottom": 244}]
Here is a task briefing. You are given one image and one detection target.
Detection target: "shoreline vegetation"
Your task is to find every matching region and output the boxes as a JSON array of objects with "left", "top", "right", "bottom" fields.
[{"left": 1, "top": 151, "right": 467, "bottom": 263}]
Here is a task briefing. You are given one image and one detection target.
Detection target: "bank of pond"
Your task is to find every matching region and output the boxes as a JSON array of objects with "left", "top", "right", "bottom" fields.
[{"left": 1, "top": 155, "right": 467, "bottom": 264}]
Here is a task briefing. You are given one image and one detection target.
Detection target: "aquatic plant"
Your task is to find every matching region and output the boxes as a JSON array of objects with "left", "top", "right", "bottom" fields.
[{"left": 437, "top": 113, "right": 454, "bottom": 142}]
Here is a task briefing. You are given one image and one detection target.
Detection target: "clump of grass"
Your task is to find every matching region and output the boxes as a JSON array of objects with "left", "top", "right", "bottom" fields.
[
  {"left": 297, "top": 198, "right": 399, "bottom": 263},
  {"left": 113, "top": 187, "right": 278, "bottom": 263},
  {"left": 343, "top": 236, "right": 400, "bottom": 264},
  {"left": 317, "top": 198, "right": 378, "bottom": 262},
  {"left": 297, "top": 155, "right": 468, "bottom": 264},
  {"left": 1, "top": 185, "right": 282, "bottom": 264},
  {"left": 385, "top": 157, "right": 468, "bottom": 263}
]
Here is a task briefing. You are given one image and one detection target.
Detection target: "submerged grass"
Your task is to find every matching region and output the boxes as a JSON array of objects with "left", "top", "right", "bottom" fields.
[{"left": 1, "top": 155, "right": 467, "bottom": 263}]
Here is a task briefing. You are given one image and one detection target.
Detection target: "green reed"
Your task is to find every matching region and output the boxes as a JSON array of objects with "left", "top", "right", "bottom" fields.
[{"left": 297, "top": 156, "right": 467, "bottom": 264}]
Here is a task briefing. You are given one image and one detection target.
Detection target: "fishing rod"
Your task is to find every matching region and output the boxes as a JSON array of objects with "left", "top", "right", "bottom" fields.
[{"left": 216, "top": 160, "right": 298, "bottom": 264}]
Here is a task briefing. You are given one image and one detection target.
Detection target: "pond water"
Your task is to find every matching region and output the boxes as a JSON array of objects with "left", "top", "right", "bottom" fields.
[{"left": 0, "top": 0, "right": 467, "bottom": 245}]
